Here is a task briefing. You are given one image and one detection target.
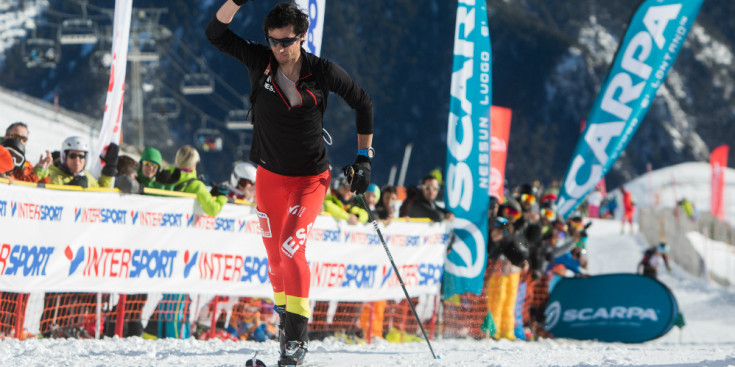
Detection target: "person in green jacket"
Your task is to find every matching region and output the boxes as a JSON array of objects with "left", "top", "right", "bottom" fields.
[
  {"left": 48, "top": 136, "right": 118, "bottom": 189},
  {"left": 168, "top": 145, "right": 228, "bottom": 217},
  {"left": 136, "top": 146, "right": 164, "bottom": 189},
  {"left": 323, "top": 173, "right": 368, "bottom": 224}
]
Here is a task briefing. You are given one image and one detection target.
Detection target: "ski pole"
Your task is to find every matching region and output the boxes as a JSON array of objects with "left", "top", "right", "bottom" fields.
[{"left": 357, "top": 193, "right": 438, "bottom": 359}]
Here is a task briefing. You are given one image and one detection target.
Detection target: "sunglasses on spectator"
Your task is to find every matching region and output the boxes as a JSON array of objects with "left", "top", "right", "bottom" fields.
[
  {"left": 7, "top": 134, "right": 28, "bottom": 143},
  {"left": 520, "top": 193, "right": 536, "bottom": 204},
  {"left": 142, "top": 161, "right": 159, "bottom": 169},
  {"left": 504, "top": 206, "right": 521, "bottom": 220},
  {"left": 67, "top": 153, "right": 86, "bottom": 160},
  {"left": 540, "top": 208, "right": 556, "bottom": 220},
  {"left": 422, "top": 185, "right": 439, "bottom": 192},
  {"left": 265, "top": 35, "right": 301, "bottom": 48}
]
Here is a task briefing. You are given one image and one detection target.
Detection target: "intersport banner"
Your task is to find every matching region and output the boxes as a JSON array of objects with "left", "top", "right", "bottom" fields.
[
  {"left": 556, "top": 0, "right": 705, "bottom": 219},
  {"left": 710, "top": 145, "right": 728, "bottom": 220},
  {"left": 89, "top": 0, "right": 133, "bottom": 177},
  {"left": 295, "top": 0, "right": 326, "bottom": 56},
  {"left": 544, "top": 274, "right": 679, "bottom": 343},
  {"left": 443, "top": 0, "right": 491, "bottom": 297},
  {"left": 490, "top": 106, "right": 511, "bottom": 200},
  {"left": 0, "top": 185, "right": 447, "bottom": 301}
]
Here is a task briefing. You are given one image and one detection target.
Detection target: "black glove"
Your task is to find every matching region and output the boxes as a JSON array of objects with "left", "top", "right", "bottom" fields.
[
  {"left": 233, "top": 0, "right": 249, "bottom": 6},
  {"left": 210, "top": 182, "right": 229, "bottom": 197},
  {"left": 100, "top": 143, "right": 119, "bottom": 177},
  {"left": 68, "top": 175, "right": 89, "bottom": 188},
  {"left": 344, "top": 155, "right": 371, "bottom": 194},
  {"left": 155, "top": 168, "right": 181, "bottom": 185}
]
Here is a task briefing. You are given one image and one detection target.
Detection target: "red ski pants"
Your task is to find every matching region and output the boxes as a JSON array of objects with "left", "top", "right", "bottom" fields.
[{"left": 255, "top": 167, "right": 330, "bottom": 319}]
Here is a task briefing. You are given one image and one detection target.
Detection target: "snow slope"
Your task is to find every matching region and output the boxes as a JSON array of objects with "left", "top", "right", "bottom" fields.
[{"left": 2, "top": 218, "right": 734, "bottom": 367}]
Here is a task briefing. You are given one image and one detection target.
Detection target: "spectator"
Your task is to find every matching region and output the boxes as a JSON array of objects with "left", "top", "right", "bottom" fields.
[
  {"left": 227, "top": 161, "right": 257, "bottom": 203},
  {"left": 361, "top": 183, "right": 380, "bottom": 212},
  {"left": 401, "top": 175, "right": 454, "bottom": 222},
  {"left": 158, "top": 145, "right": 228, "bottom": 217},
  {"left": 2, "top": 124, "right": 52, "bottom": 183},
  {"left": 114, "top": 155, "right": 140, "bottom": 194},
  {"left": 136, "top": 147, "right": 164, "bottom": 190},
  {"left": 677, "top": 198, "right": 698, "bottom": 222},
  {"left": 0, "top": 146, "right": 13, "bottom": 179},
  {"left": 323, "top": 173, "right": 368, "bottom": 224},
  {"left": 48, "top": 137, "right": 118, "bottom": 189},
  {"left": 586, "top": 186, "right": 603, "bottom": 218},
  {"left": 638, "top": 243, "right": 671, "bottom": 279},
  {"left": 620, "top": 186, "right": 635, "bottom": 233},
  {"left": 375, "top": 185, "right": 399, "bottom": 221}
]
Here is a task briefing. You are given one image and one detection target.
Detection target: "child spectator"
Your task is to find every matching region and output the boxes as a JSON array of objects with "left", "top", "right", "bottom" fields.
[{"left": 114, "top": 155, "right": 140, "bottom": 194}]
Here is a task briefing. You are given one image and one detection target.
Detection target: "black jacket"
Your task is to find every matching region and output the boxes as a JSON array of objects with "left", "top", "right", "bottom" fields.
[{"left": 206, "top": 17, "right": 373, "bottom": 176}]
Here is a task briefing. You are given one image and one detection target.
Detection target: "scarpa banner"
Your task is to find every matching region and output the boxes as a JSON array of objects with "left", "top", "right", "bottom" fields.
[
  {"left": 556, "top": 0, "right": 705, "bottom": 219},
  {"left": 544, "top": 274, "right": 679, "bottom": 343},
  {"left": 443, "top": 0, "right": 491, "bottom": 297},
  {"left": 0, "top": 184, "right": 447, "bottom": 301},
  {"left": 295, "top": 0, "right": 326, "bottom": 56}
]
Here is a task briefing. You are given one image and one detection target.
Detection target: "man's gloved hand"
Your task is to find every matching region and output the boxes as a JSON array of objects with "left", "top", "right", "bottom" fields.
[
  {"left": 210, "top": 182, "right": 229, "bottom": 197},
  {"left": 100, "top": 143, "right": 119, "bottom": 177},
  {"left": 232, "top": 0, "right": 249, "bottom": 6},
  {"left": 68, "top": 175, "right": 89, "bottom": 188},
  {"left": 155, "top": 168, "right": 181, "bottom": 185},
  {"left": 344, "top": 155, "right": 371, "bottom": 194}
]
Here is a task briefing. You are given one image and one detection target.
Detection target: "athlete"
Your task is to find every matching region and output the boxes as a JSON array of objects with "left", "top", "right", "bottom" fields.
[{"left": 207, "top": 1, "right": 374, "bottom": 365}]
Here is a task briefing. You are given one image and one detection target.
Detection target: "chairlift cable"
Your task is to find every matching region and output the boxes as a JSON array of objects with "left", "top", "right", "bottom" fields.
[{"left": 157, "top": 81, "right": 225, "bottom": 129}]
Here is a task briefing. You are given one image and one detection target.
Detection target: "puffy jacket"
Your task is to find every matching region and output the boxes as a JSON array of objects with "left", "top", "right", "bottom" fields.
[
  {"left": 323, "top": 191, "right": 368, "bottom": 223},
  {"left": 48, "top": 164, "right": 113, "bottom": 188},
  {"left": 12, "top": 161, "right": 49, "bottom": 184},
  {"left": 168, "top": 168, "right": 227, "bottom": 217}
]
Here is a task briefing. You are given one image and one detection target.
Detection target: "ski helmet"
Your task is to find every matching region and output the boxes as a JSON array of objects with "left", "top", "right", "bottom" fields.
[
  {"left": 2, "top": 138, "right": 26, "bottom": 168},
  {"left": 60, "top": 136, "right": 89, "bottom": 166},
  {"left": 231, "top": 161, "right": 257, "bottom": 187}
]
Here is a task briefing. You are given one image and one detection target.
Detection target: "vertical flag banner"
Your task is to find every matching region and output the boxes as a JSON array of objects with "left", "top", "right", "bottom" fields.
[
  {"left": 443, "top": 0, "right": 492, "bottom": 297},
  {"left": 89, "top": 0, "right": 133, "bottom": 177},
  {"left": 489, "top": 106, "right": 511, "bottom": 200},
  {"left": 295, "top": 0, "right": 326, "bottom": 56},
  {"left": 556, "top": 0, "right": 705, "bottom": 219},
  {"left": 710, "top": 145, "right": 728, "bottom": 220}
]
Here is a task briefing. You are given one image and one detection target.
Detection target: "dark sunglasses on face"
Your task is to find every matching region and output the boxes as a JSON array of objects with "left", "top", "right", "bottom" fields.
[
  {"left": 265, "top": 35, "right": 301, "bottom": 48},
  {"left": 67, "top": 153, "right": 86, "bottom": 160},
  {"left": 7, "top": 134, "right": 28, "bottom": 143}
]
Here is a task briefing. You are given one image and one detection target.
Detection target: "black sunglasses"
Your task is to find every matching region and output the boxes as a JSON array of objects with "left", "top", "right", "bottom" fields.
[
  {"left": 67, "top": 153, "right": 87, "bottom": 160},
  {"left": 265, "top": 35, "right": 301, "bottom": 48}
]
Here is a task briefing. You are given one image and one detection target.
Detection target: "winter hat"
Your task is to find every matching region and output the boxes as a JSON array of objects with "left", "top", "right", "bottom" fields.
[
  {"left": 2, "top": 138, "right": 26, "bottom": 168},
  {"left": 175, "top": 145, "right": 199, "bottom": 171},
  {"left": 365, "top": 183, "right": 380, "bottom": 201},
  {"left": 140, "top": 147, "right": 163, "bottom": 168},
  {"left": 0, "top": 146, "right": 13, "bottom": 173}
]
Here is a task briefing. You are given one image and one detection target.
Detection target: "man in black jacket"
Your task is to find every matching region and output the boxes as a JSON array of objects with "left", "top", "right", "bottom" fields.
[{"left": 402, "top": 175, "right": 454, "bottom": 222}]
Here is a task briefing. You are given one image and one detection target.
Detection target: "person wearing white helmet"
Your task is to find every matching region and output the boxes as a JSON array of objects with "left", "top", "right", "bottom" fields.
[
  {"left": 227, "top": 161, "right": 257, "bottom": 203},
  {"left": 48, "top": 136, "right": 119, "bottom": 189}
]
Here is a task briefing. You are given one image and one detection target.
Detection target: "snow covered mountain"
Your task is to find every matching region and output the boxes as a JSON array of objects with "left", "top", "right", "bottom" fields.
[{"left": 0, "top": 0, "right": 734, "bottom": 188}]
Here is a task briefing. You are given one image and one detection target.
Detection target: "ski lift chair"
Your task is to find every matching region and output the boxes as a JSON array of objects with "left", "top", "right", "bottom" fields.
[
  {"left": 194, "top": 128, "right": 224, "bottom": 152},
  {"left": 59, "top": 18, "right": 98, "bottom": 45},
  {"left": 23, "top": 38, "right": 60, "bottom": 68},
  {"left": 181, "top": 73, "right": 214, "bottom": 95},
  {"left": 225, "top": 109, "right": 253, "bottom": 130},
  {"left": 128, "top": 39, "right": 159, "bottom": 62},
  {"left": 148, "top": 97, "right": 180, "bottom": 119}
]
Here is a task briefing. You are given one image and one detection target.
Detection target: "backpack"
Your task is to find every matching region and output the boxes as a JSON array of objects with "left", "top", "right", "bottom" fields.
[{"left": 248, "top": 53, "right": 330, "bottom": 124}]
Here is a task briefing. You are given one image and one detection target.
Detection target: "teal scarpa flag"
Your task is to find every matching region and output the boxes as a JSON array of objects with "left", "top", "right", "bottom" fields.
[
  {"left": 557, "top": 0, "right": 705, "bottom": 219},
  {"left": 443, "top": 0, "right": 491, "bottom": 297}
]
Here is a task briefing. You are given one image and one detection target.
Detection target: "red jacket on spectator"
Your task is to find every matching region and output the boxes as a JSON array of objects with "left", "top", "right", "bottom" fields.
[{"left": 12, "top": 161, "right": 49, "bottom": 184}]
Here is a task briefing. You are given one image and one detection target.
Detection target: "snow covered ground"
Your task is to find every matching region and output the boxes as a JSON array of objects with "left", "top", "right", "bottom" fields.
[{"left": 2, "top": 218, "right": 734, "bottom": 367}]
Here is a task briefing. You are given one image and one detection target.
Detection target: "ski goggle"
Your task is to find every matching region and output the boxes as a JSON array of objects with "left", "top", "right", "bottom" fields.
[
  {"left": 265, "top": 35, "right": 301, "bottom": 48},
  {"left": 504, "top": 206, "right": 521, "bottom": 220},
  {"left": 540, "top": 208, "right": 556, "bottom": 220},
  {"left": 5, "top": 147, "right": 25, "bottom": 168},
  {"left": 142, "top": 160, "right": 159, "bottom": 169},
  {"left": 238, "top": 178, "right": 254, "bottom": 187},
  {"left": 520, "top": 193, "right": 536, "bottom": 204}
]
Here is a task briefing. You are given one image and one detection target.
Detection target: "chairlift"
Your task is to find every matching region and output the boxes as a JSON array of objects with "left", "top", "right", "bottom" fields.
[
  {"left": 128, "top": 39, "right": 159, "bottom": 62},
  {"left": 181, "top": 73, "right": 214, "bottom": 95},
  {"left": 59, "top": 18, "right": 98, "bottom": 45},
  {"left": 148, "top": 97, "right": 180, "bottom": 119},
  {"left": 23, "top": 38, "right": 60, "bottom": 68},
  {"left": 194, "top": 128, "right": 224, "bottom": 152},
  {"left": 225, "top": 109, "right": 253, "bottom": 130}
]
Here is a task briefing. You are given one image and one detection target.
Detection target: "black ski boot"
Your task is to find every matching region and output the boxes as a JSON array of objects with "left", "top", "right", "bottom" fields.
[
  {"left": 278, "top": 311, "right": 309, "bottom": 366},
  {"left": 274, "top": 305, "right": 286, "bottom": 354}
]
